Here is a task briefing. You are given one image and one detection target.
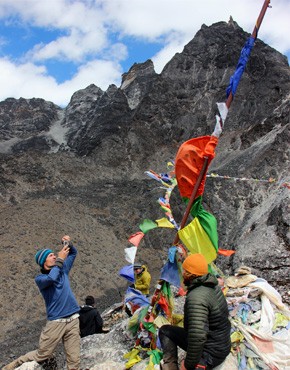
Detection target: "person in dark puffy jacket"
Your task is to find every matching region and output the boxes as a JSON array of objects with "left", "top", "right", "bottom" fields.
[
  {"left": 79, "top": 295, "right": 106, "bottom": 337},
  {"left": 158, "top": 253, "right": 231, "bottom": 370}
]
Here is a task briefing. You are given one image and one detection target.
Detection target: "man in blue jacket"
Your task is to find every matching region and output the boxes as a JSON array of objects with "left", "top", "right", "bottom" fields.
[{"left": 3, "top": 235, "right": 80, "bottom": 370}]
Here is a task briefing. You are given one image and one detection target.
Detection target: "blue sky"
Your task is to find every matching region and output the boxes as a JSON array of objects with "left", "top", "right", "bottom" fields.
[{"left": 0, "top": 0, "right": 289, "bottom": 107}]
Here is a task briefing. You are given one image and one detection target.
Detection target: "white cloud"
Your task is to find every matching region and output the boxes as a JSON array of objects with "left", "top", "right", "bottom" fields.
[
  {"left": 0, "top": 0, "right": 289, "bottom": 106},
  {"left": 63, "top": 59, "right": 122, "bottom": 91},
  {"left": 152, "top": 37, "right": 187, "bottom": 74},
  {"left": 27, "top": 29, "right": 106, "bottom": 62},
  {"left": 102, "top": 0, "right": 289, "bottom": 45},
  {"left": 0, "top": 57, "right": 122, "bottom": 107},
  {"left": 118, "top": 0, "right": 290, "bottom": 73},
  {"left": 0, "top": 0, "right": 109, "bottom": 61},
  {"left": 0, "top": 0, "right": 95, "bottom": 29}
]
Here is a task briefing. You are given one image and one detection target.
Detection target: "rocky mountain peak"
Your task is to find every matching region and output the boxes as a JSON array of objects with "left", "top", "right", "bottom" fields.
[
  {"left": 121, "top": 59, "right": 156, "bottom": 88},
  {"left": 121, "top": 60, "right": 158, "bottom": 109},
  {"left": 0, "top": 97, "right": 61, "bottom": 140}
]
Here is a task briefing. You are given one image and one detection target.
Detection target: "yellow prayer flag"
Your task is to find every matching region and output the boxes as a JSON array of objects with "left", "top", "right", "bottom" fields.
[
  {"left": 156, "top": 217, "right": 175, "bottom": 228},
  {"left": 178, "top": 217, "right": 217, "bottom": 263},
  {"left": 124, "top": 348, "right": 142, "bottom": 369}
]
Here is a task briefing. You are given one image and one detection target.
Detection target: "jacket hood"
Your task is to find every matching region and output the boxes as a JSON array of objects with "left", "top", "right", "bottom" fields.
[
  {"left": 135, "top": 265, "right": 148, "bottom": 275},
  {"left": 186, "top": 273, "right": 218, "bottom": 292}
]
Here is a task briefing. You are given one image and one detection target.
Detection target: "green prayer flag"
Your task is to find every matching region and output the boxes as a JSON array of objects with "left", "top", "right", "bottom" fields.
[
  {"left": 183, "top": 196, "right": 218, "bottom": 251},
  {"left": 139, "top": 219, "right": 158, "bottom": 234}
]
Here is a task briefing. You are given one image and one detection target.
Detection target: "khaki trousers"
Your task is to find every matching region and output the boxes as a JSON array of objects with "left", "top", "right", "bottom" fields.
[{"left": 8, "top": 318, "right": 80, "bottom": 370}]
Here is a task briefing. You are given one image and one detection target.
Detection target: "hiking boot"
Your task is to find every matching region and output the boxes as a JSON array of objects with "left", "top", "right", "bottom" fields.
[
  {"left": 39, "top": 355, "right": 58, "bottom": 370},
  {"left": 159, "top": 359, "right": 179, "bottom": 370}
]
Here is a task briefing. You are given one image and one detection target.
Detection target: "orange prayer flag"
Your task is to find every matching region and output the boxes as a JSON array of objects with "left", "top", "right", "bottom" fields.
[
  {"left": 175, "top": 135, "right": 218, "bottom": 199},
  {"left": 218, "top": 249, "right": 235, "bottom": 256}
]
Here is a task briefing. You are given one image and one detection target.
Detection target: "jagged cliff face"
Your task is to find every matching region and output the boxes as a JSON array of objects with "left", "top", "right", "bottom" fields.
[{"left": 0, "top": 21, "right": 289, "bottom": 365}]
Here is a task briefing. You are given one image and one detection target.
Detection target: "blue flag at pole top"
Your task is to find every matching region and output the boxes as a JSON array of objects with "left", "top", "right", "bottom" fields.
[{"left": 226, "top": 36, "right": 255, "bottom": 98}]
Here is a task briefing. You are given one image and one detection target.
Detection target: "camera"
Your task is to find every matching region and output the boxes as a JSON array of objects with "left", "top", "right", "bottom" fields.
[{"left": 63, "top": 240, "right": 70, "bottom": 248}]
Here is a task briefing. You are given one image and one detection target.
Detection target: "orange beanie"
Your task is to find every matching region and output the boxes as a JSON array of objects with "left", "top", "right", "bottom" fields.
[{"left": 182, "top": 253, "right": 208, "bottom": 276}]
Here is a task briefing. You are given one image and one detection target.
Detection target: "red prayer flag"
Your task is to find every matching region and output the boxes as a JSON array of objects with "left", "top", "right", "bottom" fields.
[{"left": 128, "top": 232, "right": 145, "bottom": 247}]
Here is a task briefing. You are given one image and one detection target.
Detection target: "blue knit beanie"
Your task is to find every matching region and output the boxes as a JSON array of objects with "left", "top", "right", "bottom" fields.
[{"left": 35, "top": 249, "right": 53, "bottom": 268}]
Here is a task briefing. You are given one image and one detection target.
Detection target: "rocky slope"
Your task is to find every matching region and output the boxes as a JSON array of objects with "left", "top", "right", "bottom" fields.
[{"left": 0, "top": 20, "right": 289, "bottom": 367}]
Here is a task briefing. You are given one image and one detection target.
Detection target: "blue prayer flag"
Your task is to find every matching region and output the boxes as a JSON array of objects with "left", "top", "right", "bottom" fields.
[
  {"left": 226, "top": 37, "right": 255, "bottom": 98},
  {"left": 160, "top": 259, "right": 181, "bottom": 287},
  {"left": 119, "top": 264, "right": 134, "bottom": 283}
]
